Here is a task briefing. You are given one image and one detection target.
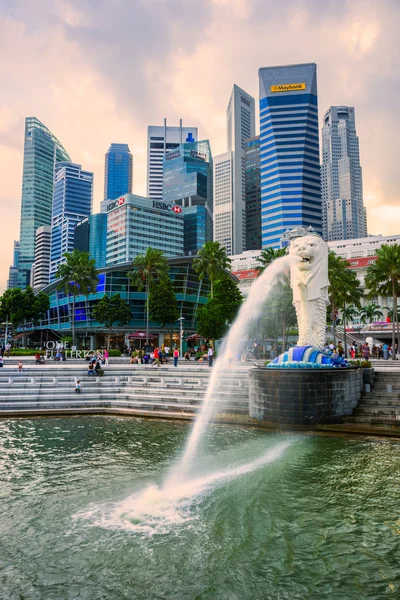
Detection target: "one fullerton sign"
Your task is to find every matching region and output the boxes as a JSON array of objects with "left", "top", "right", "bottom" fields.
[{"left": 270, "top": 83, "right": 306, "bottom": 93}]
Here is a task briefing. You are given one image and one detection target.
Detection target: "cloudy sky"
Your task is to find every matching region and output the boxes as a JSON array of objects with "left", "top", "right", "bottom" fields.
[{"left": 0, "top": 0, "right": 399, "bottom": 292}]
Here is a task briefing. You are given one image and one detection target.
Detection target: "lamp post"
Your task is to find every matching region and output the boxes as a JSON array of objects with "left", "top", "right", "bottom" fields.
[
  {"left": 1, "top": 318, "right": 11, "bottom": 346},
  {"left": 177, "top": 313, "right": 185, "bottom": 358}
]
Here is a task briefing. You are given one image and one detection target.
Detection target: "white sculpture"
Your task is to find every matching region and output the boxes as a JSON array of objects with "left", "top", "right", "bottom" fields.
[{"left": 289, "top": 235, "right": 330, "bottom": 350}]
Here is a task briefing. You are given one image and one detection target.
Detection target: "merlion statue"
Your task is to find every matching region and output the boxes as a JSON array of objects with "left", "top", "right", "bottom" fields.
[{"left": 288, "top": 234, "right": 329, "bottom": 351}]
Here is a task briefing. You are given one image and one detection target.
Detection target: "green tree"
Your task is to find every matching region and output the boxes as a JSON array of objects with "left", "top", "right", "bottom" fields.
[
  {"left": 149, "top": 279, "right": 179, "bottom": 328},
  {"left": 92, "top": 294, "right": 132, "bottom": 349},
  {"left": 33, "top": 291, "right": 50, "bottom": 326},
  {"left": 196, "top": 278, "right": 243, "bottom": 341},
  {"left": 56, "top": 250, "right": 99, "bottom": 348},
  {"left": 359, "top": 303, "right": 383, "bottom": 324},
  {"left": 256, "top": 247, "right": 286, "bottom": 275},
  {"left": 365, "top": 244, "right": 400, "bottom": 360},
  {"left": 193, "top": 241, "right": 231, "bottom": 299},
  {"left": 328, "top": 252, "right": 362, "bottom": 346},
  {"left": 129, "top": 247, "right": 169, "bottom": 344}
]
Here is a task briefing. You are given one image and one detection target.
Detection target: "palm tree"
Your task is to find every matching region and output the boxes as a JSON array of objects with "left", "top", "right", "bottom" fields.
[
  {"left": 56, "top": 250, "right": 99, "bottom": 348},
  {"left": 359, "top": 303, "right": 383, "bottom": 324},
  {"left": 193, "top": 241, "right": 231, "bottom": 299},
  {"left": 328, "top": 252, "right": 362, "bottom": 345},
  {"left": 340, "top": 304, "right": 359, "bottom": 358},
  {"left": 128, "top": 247, "right": 169, "bottom": 345},
  {"left": 365, "top": 244, "right": 400, "bottom": 360},
  {"left": 256, "top": 247, "right": 286, "bottom": 275}
]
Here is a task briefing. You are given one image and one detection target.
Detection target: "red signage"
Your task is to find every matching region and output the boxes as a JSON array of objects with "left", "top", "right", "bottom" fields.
[
  {"left": 118, "top": 197, "right": 125, "bottom": 205},
  {"left": 172, "top": 205, "right": 182, "bottom": 214}
]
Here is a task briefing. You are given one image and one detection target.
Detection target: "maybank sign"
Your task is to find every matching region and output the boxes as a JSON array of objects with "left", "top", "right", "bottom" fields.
[{"left": 270, "top": 83, "right": 306, "bottom": 93}]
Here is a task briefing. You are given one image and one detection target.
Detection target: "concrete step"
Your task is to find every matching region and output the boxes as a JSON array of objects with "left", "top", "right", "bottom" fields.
[
  {"left": 353, "top": 405, "right": 400, "bottom": 416},
  {"left": 358, "top": 397, "right": 400, "bottom": 406}
]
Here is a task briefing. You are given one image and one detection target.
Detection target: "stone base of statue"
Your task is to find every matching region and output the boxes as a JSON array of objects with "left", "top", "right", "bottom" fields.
[{"left": 249, "top": 346, "right": 363, "bottom": 426}]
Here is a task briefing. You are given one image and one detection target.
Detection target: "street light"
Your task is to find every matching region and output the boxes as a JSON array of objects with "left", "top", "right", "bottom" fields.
[
  {"left": 1, "top": 318, "right": 11, "bottom": 346},
  {"left": 177, "top": 313, "right": 185, "bottom": 358}
]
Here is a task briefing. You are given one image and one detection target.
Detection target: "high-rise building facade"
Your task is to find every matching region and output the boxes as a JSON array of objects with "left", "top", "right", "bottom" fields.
[
  {"left": 244, "top": 135, "right": 261, "bottom": 250},
  {"left": 147, "top": 119, "right": 198, "bottom": 201},
  {"left": 18, "top": 117, "right": 71, "bottom": 288},
  {"left": 213, "top": 152, "right": 234, "bottom": 255},
  {"left": 74, "top": 213, "right": 108, "bottom": 268},
  {"left": 163, "top": 140, "right": 213, "bottom": 255},
  {"left": 321, "top": 106, "right": 367, "bottom": 241},
  {"left": 50, "top": 162, "right": 93, "bottom": 280},
  {"left": 32, "top": 225, "right": 52, "bottom": 291},
  {"left": 258, "top": 64, "right": 322, "bottom": 248},
  {"left": 104, "top": 143, "right": 133, "bottom": 200},
  {"left": 6, "top": 241, "right": 20, "bottom": 289},
  {"left": 227, "top": 85, "right": 256, "bottom": 254},
  {"left": 106, "top": 194, "right": 184, "bottom": 266}
]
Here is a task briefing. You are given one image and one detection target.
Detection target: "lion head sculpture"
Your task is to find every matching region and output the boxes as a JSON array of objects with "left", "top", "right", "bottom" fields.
[{"left": 289, "top": 235, "right": 329, "bottom": 303}]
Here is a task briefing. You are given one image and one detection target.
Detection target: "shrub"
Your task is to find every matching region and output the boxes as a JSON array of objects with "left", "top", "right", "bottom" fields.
[
  {"left": 107, "top": 349, "right": 121, "bottom": 357},
  {"left": 349, "top": 359, "right": 372, "bottom": 369},
  {"left": 9, "top": 349, "right": 43, "bottom": 356}
]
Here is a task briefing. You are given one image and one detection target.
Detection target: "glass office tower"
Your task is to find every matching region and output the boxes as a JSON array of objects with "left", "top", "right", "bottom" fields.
[
  {"left": 258, "top": 64, "right": 322, "bottom": 248},
  {"left": 18, "top": 117, "right": 71, "bottom": 288},
  {"left": 244, "top": 136, "right": 261, "bottom": 250},
  {"left": 163, "top": 140, "right": 213, "bottom": 255},
  {"left": 104, "top": 143, "right": 133, "bottom": 200},
  {"left": 74, "top": 213, "right": 108, "bottom": 269},
  {"left": 50, "top": 162, "right": 93, "bottom": 280}
]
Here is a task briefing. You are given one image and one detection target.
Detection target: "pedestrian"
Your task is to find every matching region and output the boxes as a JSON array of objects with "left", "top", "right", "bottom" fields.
[
  {"left": 329, "top": 342, "right": 335, "bottom": 352},
  {"left": 0, "top": 345, "right": 4, "bottom": 358},
  {"left": 5, "top": 342, "right": 11, "bottom": 358},
  {"left": 378, "top": 345, "right": 383, "bottom": 359},
  {"left": 350, "top": 345, "right": 356, "bottom": 360},
  {"left": 363, "top": 343, "right": 370, "bottom": 360},
  {"left": 17, "top": 360, "right": 23, "bottom": 372},
  {"left": 208, "top": 345, "right": 214, "bottom": 367},
  {"left": 337, "top": 342, "right": 344, "bottom": 358},
  {"left": 75, "top": 380, "right": 81, "bottom": 394},
  {"left": 164, "top": 345, "right": 170, "bottom": 362},
  {"left": 104, "top": 348, "right": 109, "bottom": 367},
  {"left": 0, "top": 355, "right": 3, "bottom": 368},
  {"left": 173, "top": 347, "right": 179, "bottom": 367},
  {"left": 153, "top": 346, "right": 160, "bottom": 367}
]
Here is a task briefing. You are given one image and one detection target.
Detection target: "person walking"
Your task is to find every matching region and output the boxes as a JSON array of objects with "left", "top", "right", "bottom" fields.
[
  {"left": 208, "top": 345, "right": 214, "bottom": 367},
  {"left": 350, "top": 345, "right": 356, "bottom": 360},
  {"left": 75, "top": 381, "right": 82, "bottom": 394},
  {"left": 164, "top": 345, "right": 170, "bottom": 363},
  {"left": 363, "top": 343, "right": 370, "bottom": 360},
  {"left": 104, "top": 348, "right": 109, "bottom": 367},
  {"left": 173, "top": 347, "right": 179, "bottom": 367},
  {"left": 337, "top": 342, "right": 344, "bottom": 358},
  {"left": 154, "top": 346, "right": 160, "bottom": 367}
]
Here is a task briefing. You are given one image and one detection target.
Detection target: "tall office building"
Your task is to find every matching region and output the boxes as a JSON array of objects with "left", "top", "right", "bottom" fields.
[
  {"left": 50, "top": 162, "right": 93, "bottom": 280},
  {"left": 321, "top": 106, "right": 367, "bottom": 241},
  {"left": 17, "top": 117, "right": 71, "bottom": 288},
  {"left": 104, "top": 143, "right": 133, "bottom": 200},
  {"left": 74, "top": 213, "right": 108, "bottom": 269},
  {"left": 227, "top": 85, "right": 256, "bottom": 254},
  {"left": 6, "top": 241, "right": 20, "bottom": 289},
  {"left": 147, "top": 119, "right": 198, "bottom": 201},
  {"left": 106, "top": 194, "right": 184, "bottom": 265},
  {"left": 244, "top": 136, "right": 261, "bottom": 250},
  {"left": 258, "top": 64, "right": 322, "bottom": 248},
  {"left": 163, "top": 140, "right": 213, "bottom": 255},
  {"left": 32, "top": 225, "right": 52, "bottom": 291},
  {"left": 213, "top": 152, "right": 234, "bottom": 255}
]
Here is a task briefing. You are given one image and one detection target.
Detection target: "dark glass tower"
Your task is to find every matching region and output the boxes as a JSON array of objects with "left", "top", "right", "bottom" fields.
[
  {"left": 163, "top": 140, "right": 213, "bottom": 255},
  {"left": 104, "top": 143, "right": 133, "bottom": 200},
  {"left": 18, "top": 117, "right": 71, "bottom": 288},
  {"left": 244, "top": 135, "right": 261, "bottom": 250},
  {"left": 258, "top": 64, "right": 322, "bottom": 248}
]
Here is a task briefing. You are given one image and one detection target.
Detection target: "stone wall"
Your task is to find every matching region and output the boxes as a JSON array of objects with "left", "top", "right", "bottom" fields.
[{"left": 249, "top": 367, "right": 363, "bottom": 425}]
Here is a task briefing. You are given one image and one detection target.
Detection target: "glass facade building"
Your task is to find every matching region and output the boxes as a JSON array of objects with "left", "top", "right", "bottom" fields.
[
  {"left": 258, "top": 64, "right": 322, "bottom": 248},
  {"left": 50, "top": 162, "right": 93, "bottom": 280},
  {"left": 6, "top": 241, "right": 20, "bottom": 289},
  {"left": 74, "top": 213, "right": 108, "bottom": 268},
  {"left": 163, "top": 140, "right": 213, "bottom": 255},
  {"left": 244, "top": 136, "right": 261, "bottom": 250},
  {"left": 18, "top": 117, "right": 71, "bottom": 288},
  {"left": 104, "top": 143, "right": 133, "bottom": 200},
  {"left": 105, "top": 194, "right": 184, "bottom": 266}
]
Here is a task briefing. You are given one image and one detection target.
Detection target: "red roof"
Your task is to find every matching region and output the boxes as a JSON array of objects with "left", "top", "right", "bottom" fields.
[
  {"left": 232, "top": 269, "right": 260, "bottom": 281},
  {"left": 346, "top": 256, "right": 377, "bottom": 269}
]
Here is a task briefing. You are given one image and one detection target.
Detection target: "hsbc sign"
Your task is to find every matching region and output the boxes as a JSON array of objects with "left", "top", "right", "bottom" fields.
[
  {"left": 107, "top": 197, "right": 125, "bottom": 212},
  {"left": 152, "top": 201, "right": 182, "bottom": 214}
]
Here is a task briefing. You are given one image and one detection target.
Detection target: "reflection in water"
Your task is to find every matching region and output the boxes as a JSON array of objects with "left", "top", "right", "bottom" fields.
[{"left": 1, "top": 417, "right": 400, "bottom": 600}]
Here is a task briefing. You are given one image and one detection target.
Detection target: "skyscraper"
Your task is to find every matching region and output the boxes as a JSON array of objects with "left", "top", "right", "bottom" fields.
[
  {"left": 18, "top": 117, "right": 71, "bottom": 288},
  {"left": 32, "top": 225, "right": 52, "bottom": 291},
  {"left": 147, "top": 119, "right": 198, "bottom": 201},
  {"left": 163, "top": 139, "right": 213, "bottom": 255},
  {"left": 104, "top": 143, "right": 133, "bottom": 200},
  {"left": 227, "top": 85, "right": 256, "bottom": 254},
  {"left": 321, "top": 106, "right": 367, "bottom": 241},
  {"left": 258, "top": 64, "right": 322, "bottom": 248},
  {"left": 244, "top": 135, "right": 261, "bottom": 250},
  {"left": 6, "top": 241, "right": 20, "bottom": 290},
  {"left": 50, "top": 162, "right": 93, "bottom": 280},
  {"left": 213, "top": 152, "right": 234, "bottom": 255},
  {"left": 74, "top": 213, "right": 108, "bottom": 268}
]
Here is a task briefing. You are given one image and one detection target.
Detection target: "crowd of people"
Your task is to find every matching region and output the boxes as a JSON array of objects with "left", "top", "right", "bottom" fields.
[
  {"left": 128, "top": 344, "right": 214, "bottom": 367},
  {"left": 324, "top": 340, "right": 398, "bottom": 360}
]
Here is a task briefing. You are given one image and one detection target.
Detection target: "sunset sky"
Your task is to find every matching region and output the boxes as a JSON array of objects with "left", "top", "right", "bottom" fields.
[{"left": 1, "top": 0, "right": 399, "bottom": 292}]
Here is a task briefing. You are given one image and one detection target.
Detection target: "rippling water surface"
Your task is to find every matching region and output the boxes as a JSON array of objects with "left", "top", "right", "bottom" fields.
[{"left": 0, "top": 416, "right": 399, "bottom": 600}]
